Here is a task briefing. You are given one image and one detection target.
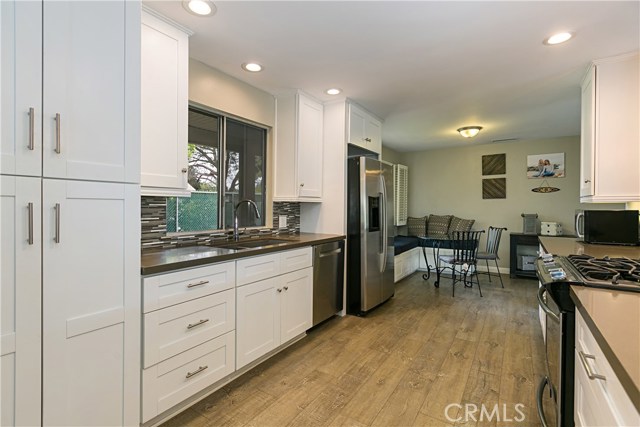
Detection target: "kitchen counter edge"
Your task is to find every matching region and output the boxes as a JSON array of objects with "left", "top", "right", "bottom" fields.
[{"left": 141, "top": 233, "right": 346, "bottom": 276}]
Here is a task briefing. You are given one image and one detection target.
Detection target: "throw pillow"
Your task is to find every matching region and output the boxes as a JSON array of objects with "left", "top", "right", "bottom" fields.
[
  {"left": 427, "top": 214, "right": 452, "bottom": 236},
  {"left": 406, "top": 216, "right": 427, "bottom": 237},
  {"left": 449, "top": 216, "right": 475, "bottom": 232}
]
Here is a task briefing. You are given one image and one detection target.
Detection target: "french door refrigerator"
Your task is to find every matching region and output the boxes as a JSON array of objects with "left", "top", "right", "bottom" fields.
[{"left": 347, "top": 156, "right": 395, "bottom": 314}]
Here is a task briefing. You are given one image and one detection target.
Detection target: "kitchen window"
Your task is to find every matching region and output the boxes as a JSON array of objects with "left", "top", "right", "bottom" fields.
[{"left": 167, "top": 107, "right": 267, "bottom": 232}]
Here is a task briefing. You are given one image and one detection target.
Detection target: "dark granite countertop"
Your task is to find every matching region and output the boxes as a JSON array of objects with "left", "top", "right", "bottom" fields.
[{"left": 141, "top": 233, "right": 345, "bottom": 276}]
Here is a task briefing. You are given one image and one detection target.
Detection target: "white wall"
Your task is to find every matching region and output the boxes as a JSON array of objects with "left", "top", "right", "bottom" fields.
[
  {"left": 397, "top": 136, "right": 625, "bottom": 268},
  {"left": 189, "top": 59, "right": 275, "bottom": 127}
]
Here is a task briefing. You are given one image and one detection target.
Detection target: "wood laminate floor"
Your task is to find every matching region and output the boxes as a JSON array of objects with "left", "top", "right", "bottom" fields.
[{"left": 162, "top": 272, "right": 548, "bottom": 427}]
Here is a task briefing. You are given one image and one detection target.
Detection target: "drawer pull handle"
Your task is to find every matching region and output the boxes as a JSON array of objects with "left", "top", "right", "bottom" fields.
[
  {"left": 28, "top": 107, "right": 35, "bottom": 150},
  {"left": 187, "top": 318, "right": 210, "bottom": 330},
  {"left": 283, "top": 286, "right": 289, "bottom": 291},
  {"left": 185, "top": 365, "right": 208, "bottom": 379},
  {"left": 578, "top": 350, "right": 606, "bottom": 381},
  {"left": 187, "top": 280, "right": 209, "bottom": 289},
  {"left": 27, "top": 202, "right": 34, "bottom": 245},
  {"left": 277, "top": 288, "right": 282, "bottom": 293},
  {"left": 54, "top": 113, "right": 61, "bottom": 154}
]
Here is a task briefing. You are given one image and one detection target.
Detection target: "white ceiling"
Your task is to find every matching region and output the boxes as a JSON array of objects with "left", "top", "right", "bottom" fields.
[{"left": 145, "top": 1, "right": 640, "bottom": 152}]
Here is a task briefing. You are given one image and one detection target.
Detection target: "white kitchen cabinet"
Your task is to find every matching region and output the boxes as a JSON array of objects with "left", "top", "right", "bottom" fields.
[
  {"left": 236, "top": 248, "right": 313, "bottom": 369},
  {"left": 1, "top": 176, "right": 42, "bottom": 427},
  {"left": 141, "top": 7, "right": 191, "bottom": 195},
  {"left": 1, "top": 0, "right": 42, "bottom": 177},
  {"left": 580, "top": 52, "right": 640, "bottom": 202},
  {"left": 141, "top": 262, "right": 237, "bottom": 423},
  {"left": 41, "top": 179, "right": 140, "bottom": 426},
  {"left": 348, "top": 102, "right": 382, "bottom": 154},
  {"left": 41, "top": 1, "right": 140, "bottom": 184},
  {"left": 574, "top": 310, "right": 639, "bottom": 426},
  {"left": 274, "top": 91, "right": 324, "bottom": 201},
  {"left": 394, "top": 247, "right": 420, "bottom": 283}
]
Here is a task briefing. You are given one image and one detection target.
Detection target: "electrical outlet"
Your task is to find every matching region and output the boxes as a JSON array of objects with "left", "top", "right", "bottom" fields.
[{"left": 278, "top": 215, "right": 287, "bottom": 229}]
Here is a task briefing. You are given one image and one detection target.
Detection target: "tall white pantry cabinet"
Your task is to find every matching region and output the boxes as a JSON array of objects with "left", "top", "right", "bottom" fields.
[{"left": 1, "top": 1, "right": 141, "bottom": 426}]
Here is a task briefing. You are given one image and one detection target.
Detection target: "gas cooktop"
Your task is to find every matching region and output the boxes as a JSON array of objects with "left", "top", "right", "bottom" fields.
[{"left": 536, "top": 254, "right": 640, "bottom": 293}]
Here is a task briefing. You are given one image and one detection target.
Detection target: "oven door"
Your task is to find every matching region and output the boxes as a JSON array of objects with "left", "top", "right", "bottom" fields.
[{"left": 537, "top": 286, "right": 560, "bottom": 427}]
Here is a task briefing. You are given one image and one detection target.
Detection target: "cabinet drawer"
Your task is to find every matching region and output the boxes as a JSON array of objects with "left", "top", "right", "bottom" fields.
[
  {"left": 143, "top": 262, "right": 235, "bottom": 313},
  {"left": 142, "top": 331, "right": 235, "bottom": 423},
  {"left": 575, "top": 310, "right": 639, "bottom": 426},
  {"left": 280, "top": 247, "right": 312, "bottom": 274},
  {"left": 143, "top": 289, "right": 235, "bottom": 368},
  {"left": 236, "top": 253, "right": 281, "bottom": 286}
]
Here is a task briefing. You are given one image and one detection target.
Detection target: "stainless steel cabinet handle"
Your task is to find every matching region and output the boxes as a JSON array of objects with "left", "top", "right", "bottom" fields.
[
  {"left": 578, "top": 350, "right": 606, "bottom": 381},
  {"left": 181, "top": 168, "right": 187, "bottom": 173},
  {"left": 187, "top": 280, "right": 209, "bottom": 289},
  {"left": 187, "top": 318, "right": 210, "bottom": 330},
  {"left": 28, "top": 107, "right": 35, "bottom": 150},
  {"left": 185, "top": 365, "right": 208, "bottom": 379},
  {"left": 54, "top": 203, "right": 61, "bottom": 243},
  {"left": 300, "top": 183, "right": 304, "bottom": 187},
  {"left": 584, "top": 180, "right": 591, "bottom": 184},
  {"left": 27, "top": 203, "right": 34, "bottom": 245},
  {"left": 277, "top": 288, "right": 282, "bottom": 293},
  {"left": 365, "top": 137, "right": 372, "bottom": 142},
  {"left": 283, "top": 286, "right": 288, "bottom": 291},
  {"left": 54, "top": 113, "right": 61, "bottom": 154}
]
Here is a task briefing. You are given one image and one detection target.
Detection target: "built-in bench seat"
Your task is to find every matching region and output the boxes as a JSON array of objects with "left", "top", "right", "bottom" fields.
[{"left": 394, "top": 214, "right": 476, "bottom": 282}]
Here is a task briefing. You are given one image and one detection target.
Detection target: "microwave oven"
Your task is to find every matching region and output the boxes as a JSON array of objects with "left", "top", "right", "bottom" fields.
[{"left": 575, "top": 210, "right": 639, "bottom": 245}]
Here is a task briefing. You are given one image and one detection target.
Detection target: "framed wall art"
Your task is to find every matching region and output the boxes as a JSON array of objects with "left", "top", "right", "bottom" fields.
[{"left": 527, "top": 152, "right": 565, "bottom": 178}]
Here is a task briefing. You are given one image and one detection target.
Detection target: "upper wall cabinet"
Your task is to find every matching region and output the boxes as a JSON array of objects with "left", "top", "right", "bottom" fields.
[
  {"left": 141, "top": 8, "right": 192, "bottom": 196},
  {"left": 1, "top": 1, "right": 140, "bottom": 183},
  {"left": 580, "top": 52, "right": 639, "bottom": 203},
  {"left": 347, "top": 102, "right": 382, "bottom": 154},
  {"left": 274, "top": 91, "right": 324, "bottom": 201}
]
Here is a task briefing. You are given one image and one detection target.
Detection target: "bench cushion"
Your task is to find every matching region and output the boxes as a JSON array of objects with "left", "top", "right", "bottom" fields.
[{"left": 394, "top": 236, "right": 420, "bottom": 255}]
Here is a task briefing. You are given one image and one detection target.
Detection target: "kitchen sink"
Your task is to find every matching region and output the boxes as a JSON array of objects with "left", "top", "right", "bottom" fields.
[{"left": 208, "top": 238, "right": 291, "bottom": 250}]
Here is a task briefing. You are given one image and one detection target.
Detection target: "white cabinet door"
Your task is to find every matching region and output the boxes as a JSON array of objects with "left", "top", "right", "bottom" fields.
[
  {"left": 366, "top": 115, "right": 382, "bottom": 154},
  {"left": 1, "top": 176, "right": 41, "bottom": 427},
  {"left": 42, "top": 179, "right": 140, "bottom": 426},
  {"left": 0, "top": 0, "right": 42, "bottom": 177},
  {"left": 236, "top": 278, "right": 280, "bottom": 369},
  {"left": 141, "top": 9, "right": 189, "bottom": 193},
  {"left": 348, "top": 103, "right": 367, "bottom": 149},
  {"left": 580, "top": 53, "right": 640, "bottom": 202},
  {"left": 42, "top": 1, "right": 140, "bottom": 183},
  {"left": 280, "top": 268, "right": 312, "bottom": 343},
  {"left": 580, "top": 67, "right": 595, "bottom": 198},
  {"left": 297, "top": 93, "right": 323, "bottom": 199}
]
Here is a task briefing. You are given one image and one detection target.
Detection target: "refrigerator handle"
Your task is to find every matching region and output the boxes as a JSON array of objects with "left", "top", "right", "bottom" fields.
[{"left": 380, "top": 175, "right": 388, "bottom": 273}]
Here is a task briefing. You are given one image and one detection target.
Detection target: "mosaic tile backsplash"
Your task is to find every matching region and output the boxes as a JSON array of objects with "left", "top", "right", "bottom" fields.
[{"left": 141, "top": 196, "right": 301, "bottom": 252}]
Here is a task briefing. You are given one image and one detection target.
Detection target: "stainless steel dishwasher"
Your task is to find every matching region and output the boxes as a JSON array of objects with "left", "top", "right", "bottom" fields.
[{"left": 312, "top": 240, "right": 345, "bottom": 326}]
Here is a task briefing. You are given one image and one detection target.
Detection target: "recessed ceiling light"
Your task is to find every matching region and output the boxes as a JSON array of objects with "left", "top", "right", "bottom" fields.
[
  {"left": 326, "top": 88, "right": 342, "bottom": 95},
  {"left": 182, "top": 0, "right": 216, "bottom": 16},
  {"left": 242, "top": 63, "right": 263, "bottom": 72},
  {"left": 457, "top": 126, "right": 483, "bottom": 138},
  {"left": 544, "top": 32, "right": 573, "bottom": 45}
]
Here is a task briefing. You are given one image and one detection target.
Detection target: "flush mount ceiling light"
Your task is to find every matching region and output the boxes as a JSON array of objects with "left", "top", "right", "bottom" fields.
[
  {"left": 544, "top": 32, "right": 573, "bottom": 45},
  {"left": 183, "top": 0, "right": 216, "bottom": 16},
  {"left": 326, "top": 88, "right": 342, "bottom": 95},
  {"left": 241, "top": 62, "right": 263, "bottom": 72},
  {"left": 457, "top": 126, "right": 483, "bottom": 138}
]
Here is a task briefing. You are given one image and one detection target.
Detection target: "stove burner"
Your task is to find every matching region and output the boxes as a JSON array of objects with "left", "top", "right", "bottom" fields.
[{"left": 568, "top": 255, "right": 640, "bottom": 286}]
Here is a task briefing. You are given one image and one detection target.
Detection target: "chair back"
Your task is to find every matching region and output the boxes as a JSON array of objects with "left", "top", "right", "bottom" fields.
[
  {"left": 485, "top": 226, "right": 507, "bottom": 255},
  {"left": 451, "top": 230, "right": 484, "bottom": 264}
]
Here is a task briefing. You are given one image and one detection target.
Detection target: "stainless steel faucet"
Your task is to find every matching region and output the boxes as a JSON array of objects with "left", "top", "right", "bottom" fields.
[{"left": 233, "top": 199, "right": 261, "bottom": 241}]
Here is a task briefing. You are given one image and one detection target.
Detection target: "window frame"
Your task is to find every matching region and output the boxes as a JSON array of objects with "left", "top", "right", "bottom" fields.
[{"left": 166, "top": 102, "right": 272, "bottom": 235}]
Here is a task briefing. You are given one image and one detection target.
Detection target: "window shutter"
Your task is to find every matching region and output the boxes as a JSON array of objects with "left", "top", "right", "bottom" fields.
[{"left": 393, "top": 164, "right": 408, "bottom": 226}]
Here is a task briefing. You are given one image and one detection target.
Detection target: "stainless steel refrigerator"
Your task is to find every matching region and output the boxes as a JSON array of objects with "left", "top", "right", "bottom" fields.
[{"left": 346, "top": 156, "right": 395, "bottom": 315}]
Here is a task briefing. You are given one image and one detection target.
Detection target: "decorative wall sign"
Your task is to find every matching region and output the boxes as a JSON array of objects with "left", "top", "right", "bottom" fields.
[
  {"left": 483, "top": 178, "right": 506, "bottom": 199},
  {"left": 527, "top": 152, "right": 565, "bottom": 178},
  {"left": 482, "top": 153, "right": 506, "bottom": 175},
  {"left": 532, "top": 179, "right": 560, "bottom": 193}
]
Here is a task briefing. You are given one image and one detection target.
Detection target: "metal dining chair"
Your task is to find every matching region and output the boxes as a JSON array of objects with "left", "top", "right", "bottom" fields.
[
  {"left": 438, "top": 230, "right": 484, "bottom": 297},
  {"left": 476, "top": 226, "right": 508, "bottom": 288}
]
